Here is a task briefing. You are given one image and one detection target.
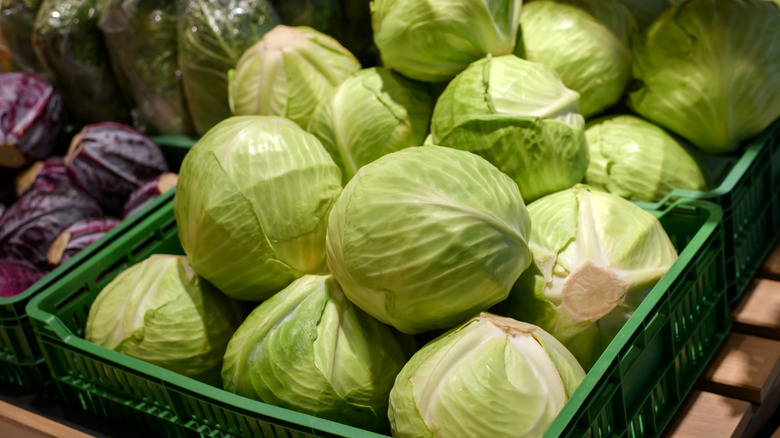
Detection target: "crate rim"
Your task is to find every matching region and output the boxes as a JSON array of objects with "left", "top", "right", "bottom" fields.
[{"left": 25, "top": 197, "right": 724, "bottom": 438}]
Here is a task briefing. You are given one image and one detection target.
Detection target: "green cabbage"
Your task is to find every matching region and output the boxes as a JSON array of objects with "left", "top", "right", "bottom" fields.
[
  {"left": 430, "top": 54, "right": 589, "bottom": 203},
  {"left": 371, "top": 0, "right": 522, "bottom": 82},
  {"left": 174, "top": 115, "right": 342, "bottom": 301},
  {"left": 85, "top": 254, "right": 242, "bottom": 385},
  {"left": 585, "top": 115, "right": 710, "bottom": 202},
  {"left": 517, "top": 0, "right": 637, "bottom": 118},
  {"left": 307, "top": 67, "right": 434, "bottom": 184},
  {"left": 494, "top": 184, "right": 678, "bottom": 370},
  {"left": 228, "top": 25, "right": 361, "bottom": 129},
  {"left": 628, "top": 0, "right": 780, "bottom": 154},
  {"left": 222, "top": 274, "right": 412, "bottom": 433},
  {"left": 389, "top": 312, "right": 585, "bottom": 437},
  {"left": 326, "top": 145, "right": 532, "bottom": 334}
]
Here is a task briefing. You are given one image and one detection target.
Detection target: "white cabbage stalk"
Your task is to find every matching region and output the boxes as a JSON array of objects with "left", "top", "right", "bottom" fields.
[
  {"left": 228, "top": 25, "right": 360, "bottom": 129},
  {"left": 495, "top": 185, "right": 678, "bottom": 370},
  {"left": 389, "top": 312, "right": 585, "bottom": 438}
]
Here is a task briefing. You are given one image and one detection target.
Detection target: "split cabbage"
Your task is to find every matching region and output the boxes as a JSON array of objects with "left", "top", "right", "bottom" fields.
[{"left": 494, "top": 184, "right": 678, "bottom": 370}]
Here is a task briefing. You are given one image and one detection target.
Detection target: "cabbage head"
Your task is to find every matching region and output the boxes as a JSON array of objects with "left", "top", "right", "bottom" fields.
[
  {"left": 430, "top": 54, "right": 589, "bottom": 203},
  {"left": 494, "top": 184, "right": 678, "bottom": 370},
  {"left": 371, "top": 0, "right": 522, "bottom": 82},
  {"left": 85, "top": 254, "right": 243, "bottom": 385},
  {"left": 222, "top": 274, "right": 413, "bottom": 433},
  {"left": 389, "top": 312, "right": 585, "bottom": 438},
  {"left": 326, "top": 145, "right": 532, "bottom": 334},
  {"left": 517, "top": 0, "right": 637, "bottom": 118},
  {"left": 585, "top": 115, "right": 710, "bottom": 202},
  {"left": 307, "top": 67, "right": 434, "bottom": 184},
  {"left": 228, "top": 25, "right": 361, "bottom": 129},
  {"left": 174, "top": 116, "right": 342, "bottom": 301},
  {"left": 628, "top": 0, "right": 780, "bottom": 154}
]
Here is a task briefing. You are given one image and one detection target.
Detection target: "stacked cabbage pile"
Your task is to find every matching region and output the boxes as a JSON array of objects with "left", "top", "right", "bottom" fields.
[{"left": 76, "top": 0, "right": 780, "bottom": 437}]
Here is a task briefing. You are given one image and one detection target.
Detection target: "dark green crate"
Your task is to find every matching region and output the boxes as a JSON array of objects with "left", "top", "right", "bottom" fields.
[
  {"left": 635, "top": 117, "right": 780, "bottom": 304},
  {"left": 0, "top": 135, "right": 195, "bottom": 396},
  {"left": 26, "top": 197, "right": 727, "bottom": 437}
]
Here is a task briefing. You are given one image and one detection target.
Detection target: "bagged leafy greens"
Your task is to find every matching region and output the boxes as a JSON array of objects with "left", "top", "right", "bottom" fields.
[
  {"left": 269, "top": 0, "right": 373, "bottom": 63},
  {"left": 32, "top": 0, "right": 131, "bottom": 124},
  {"left": 178, "top": 0, "right": 279, "bottom": 136},
  {"left": 0, "top": 0, "right": 49, "bottom": 77},
  {"left": 97, "top": 0, "right": 194, "bottom": 135}
]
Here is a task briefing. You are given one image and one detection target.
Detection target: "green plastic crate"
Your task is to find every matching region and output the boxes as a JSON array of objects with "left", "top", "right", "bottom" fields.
[
  {"left": 635, "top": 117, "right": 780, "bottom": 304},
  {"left": 0, "top": 135, "right": 195, "bottom": 395},
  {"left": 26, "top": 197, "right": 727, "bottom": 437}
]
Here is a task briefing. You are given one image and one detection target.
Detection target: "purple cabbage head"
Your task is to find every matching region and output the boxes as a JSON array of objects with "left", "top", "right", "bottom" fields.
[
  {"left": 65, "top": 122, "right": 168, "bottom": 216},
  {"left": 0, "top": 184, "right": 102, "bottom": 268},
  {"left": 47, "top": 217, "right": 120, "bottom": 267},
  {"left": 0, "top": 72, "right": 67, "bottom": 169},
  {"left": 0, "top": 258, "right": 45, "bottom": 298}
]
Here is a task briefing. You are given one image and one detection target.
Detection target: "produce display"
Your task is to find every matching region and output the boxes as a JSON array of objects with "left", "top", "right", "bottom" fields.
[{"left": 2, "top": 0, "right": 780, "bottom": 437}]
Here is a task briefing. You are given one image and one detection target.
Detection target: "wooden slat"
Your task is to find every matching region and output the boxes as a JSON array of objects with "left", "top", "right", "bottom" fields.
[
  {"left": 731, "top": 278, "right": 780, "bottom": 340},
  {"left": 663, "top": 391, "right": 752, "bottom": 438},
  {"left": 699, "top": 333, "right": 780, "bottom": 403},
  {"left": 0, "top": 400, "right": 93, "bottom": 438},
  {"left": 760, "top": 241, "right": 780, "bottom": 281}
]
